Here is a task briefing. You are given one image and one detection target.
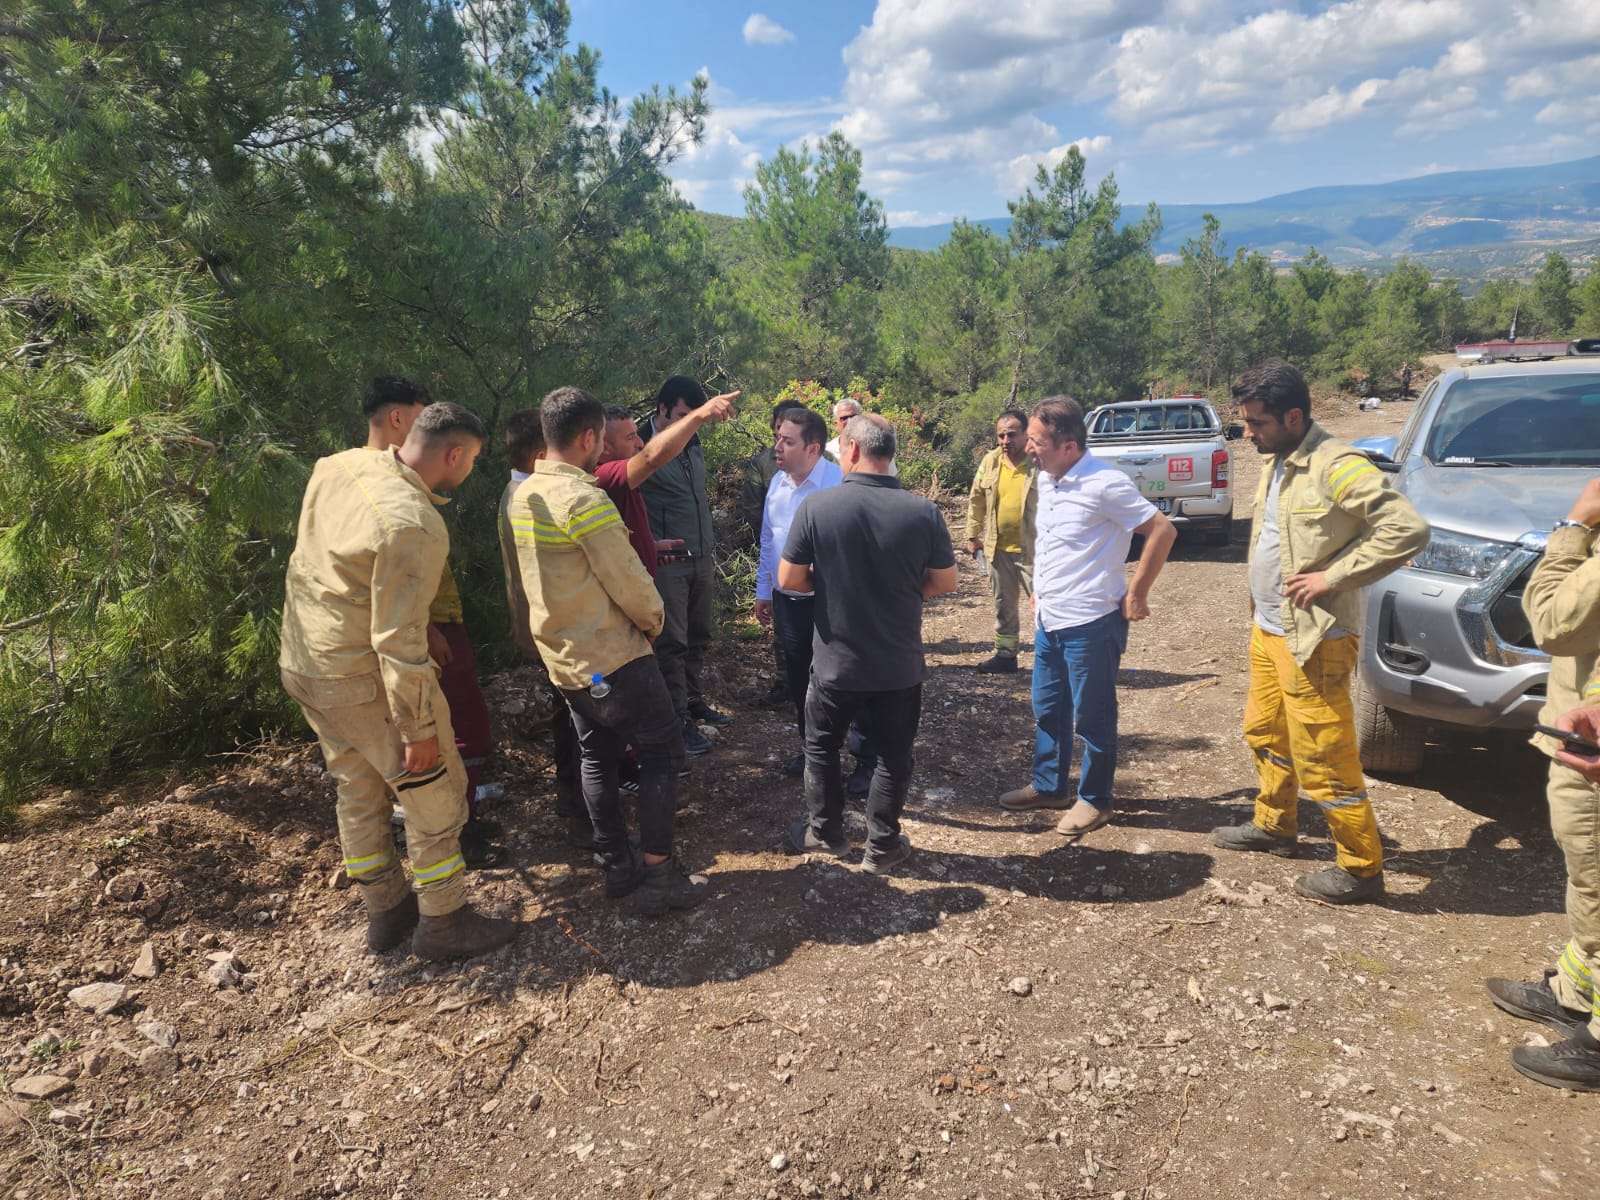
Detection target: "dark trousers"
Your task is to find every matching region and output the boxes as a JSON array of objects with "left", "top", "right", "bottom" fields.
[
  {"left": 772, "top": 592, "right": 815, "bottom": 735},
  {"left": 560, "top": 655, "right": 685, "bottom": 859},
  {"left": 654, "top": 553, "right": 714, "bottom": 718},
  {"left": 803, "top": 681, "right": 923, "bottom": 855},
  {"left": 436, "top": 623, "right": 492, "bottom": 806},
  {"left": 551, "top": 710, "right": 582, "bottom": 819}
]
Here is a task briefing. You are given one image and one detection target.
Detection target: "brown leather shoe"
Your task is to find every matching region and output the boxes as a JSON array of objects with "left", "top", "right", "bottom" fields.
[
  {"left": 998, "top": 784, "right": 1072, "bottom": 811},
  {"left": 411, "top": 903, "right": 520, "bottom": 961},
  {"left": 1054, "top": 800, "right": 1113, "bottom": 841},
  {"left": 366, "top": 893, "right": 419, "bottom": 953}
]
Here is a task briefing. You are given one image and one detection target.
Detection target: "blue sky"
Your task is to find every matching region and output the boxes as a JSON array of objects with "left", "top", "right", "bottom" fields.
[{"left": 568, "top": 0, "right": 1600, "bottom": 228}]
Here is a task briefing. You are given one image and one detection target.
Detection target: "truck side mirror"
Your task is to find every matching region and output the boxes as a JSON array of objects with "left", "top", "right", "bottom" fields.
[
  {"left": 1224, "top": 423, "right": 1243, "bottom": 441},
  {"left": 1352, "top": 436, "right": 1401, "bottom": 472}
]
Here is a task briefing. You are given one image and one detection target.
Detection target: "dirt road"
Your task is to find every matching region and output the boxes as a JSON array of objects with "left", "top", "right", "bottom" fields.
[{"left": 2, "top": 394, "right": 1595, "bottom": 1198}]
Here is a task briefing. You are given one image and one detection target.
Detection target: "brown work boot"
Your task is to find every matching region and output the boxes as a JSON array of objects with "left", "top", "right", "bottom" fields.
[
  {"left": 633, "top": 856, "right": 709, "bottom": 916},
  {"left": 998, "top": 784, "right": 1071, "bottom": 811},
  {"left": 366, "top": 893, "right": 419, "bottom": 953},
  {"left": 1054, "top": 800, "right": 1113, "bottom": 841},
  {"left": 411, "top": 903, "right": 520, "bottom": 961}
]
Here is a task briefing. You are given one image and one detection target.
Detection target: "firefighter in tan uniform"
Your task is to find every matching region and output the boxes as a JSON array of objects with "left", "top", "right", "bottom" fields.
[
  {"left": 1211, "top": 359, "right": 1428, "bottom": 904},
  {"left": 279, "top": 401, "right": 519, "bottom": 960},
  {"left": 1486, "top": 477, "right": 1600, "bottom": 1091}
]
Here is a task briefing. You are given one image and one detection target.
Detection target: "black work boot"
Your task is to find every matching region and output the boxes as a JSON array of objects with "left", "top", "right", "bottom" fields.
[
  {"left": 689, "top": 699, "right": 732, "bottom": 728},
  {"left": 601, "top": 846, "right": 645, "bottom": 899},
  {"left": 411, "top": 903, "right": 519, "bottom": 961},
  {"left": 633, "top": 856, "right": 709, "bottom": 916},
  {"left": 366, "top": 892, "right": 419, "bottom": 953},
  {"left": 786, "top": 818, "right": 849, "bottom": 858},
  {"left": 1486, "top": 972, "right": 1592, "bottom": 1038},
  {"left": 1294, "top": 866, "right": 1384, "bottom": 905},
  {"left": 1511, "top": 1025, "right": 1600, "bottom": 1093},
  {"left": 861, "top": 835, "right": 913, "bottom": 876},
  {"left": 681, "top": 718, "right": 713, "bottom": 756},
  {"left": 1212, "top": 821, "right": 1298, "bottom": 857},
  {"left": 975, "top": 653, "right": 1019, "bottom": 674}
]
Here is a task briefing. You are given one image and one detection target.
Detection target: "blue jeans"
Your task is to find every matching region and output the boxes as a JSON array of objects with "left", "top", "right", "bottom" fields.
[{"left": 1031, "top": 608, "right": 1129, "bottom": 809}]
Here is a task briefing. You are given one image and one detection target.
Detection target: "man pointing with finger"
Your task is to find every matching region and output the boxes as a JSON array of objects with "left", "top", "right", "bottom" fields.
[{"left": 997, "top": 396, "right": 1175, "bottom": 840}]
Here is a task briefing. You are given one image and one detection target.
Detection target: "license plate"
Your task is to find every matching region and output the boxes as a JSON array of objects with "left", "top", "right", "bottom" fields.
[{"left": 1152, "top": 498, "right": 1172, "bottom": 513}]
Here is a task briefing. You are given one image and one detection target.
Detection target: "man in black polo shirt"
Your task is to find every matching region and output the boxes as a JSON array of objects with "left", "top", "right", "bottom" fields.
[{"left": 779, "top": 414, "right": 959, "bottom": 873}]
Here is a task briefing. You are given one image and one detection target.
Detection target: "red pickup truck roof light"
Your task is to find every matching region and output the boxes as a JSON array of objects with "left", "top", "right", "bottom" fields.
[{"left": 1211, "top": 448, "right": 1229, "bottom": 488}]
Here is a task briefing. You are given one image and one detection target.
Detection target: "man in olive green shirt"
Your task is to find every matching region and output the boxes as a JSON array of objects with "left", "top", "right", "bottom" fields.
[{"left": 965, "top": 408, "right": 1037, "bottom": 673}]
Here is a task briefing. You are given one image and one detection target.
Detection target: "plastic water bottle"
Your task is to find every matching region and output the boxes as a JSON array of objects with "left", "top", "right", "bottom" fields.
[{"left": 588, "top": 672, "right": 611, "bottom": 699}]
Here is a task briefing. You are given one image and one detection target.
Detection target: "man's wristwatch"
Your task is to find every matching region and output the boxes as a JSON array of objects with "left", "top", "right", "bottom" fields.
[{"left": 1554, "top": 518, "right": 1595, "bottom": 533}]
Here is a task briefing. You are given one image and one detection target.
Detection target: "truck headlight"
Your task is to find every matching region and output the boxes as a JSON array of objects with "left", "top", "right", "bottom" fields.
[{"left": 1410, "top": 528, "right": 1515, "bottom": 579}]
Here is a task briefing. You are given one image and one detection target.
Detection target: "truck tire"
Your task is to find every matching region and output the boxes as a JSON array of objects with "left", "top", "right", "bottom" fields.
[
  {"left": 1354, "top": 668, "right": 1425, "bottom": 776},
  {"left": 1205, "top": 514, "right": 1233, "bottom": 546}
]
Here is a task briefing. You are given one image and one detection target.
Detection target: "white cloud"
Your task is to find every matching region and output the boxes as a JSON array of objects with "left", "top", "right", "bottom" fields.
[
  {"left": 665, "top": 70, "right": 841, "bottom": 211},
  {"left": 742, "top": 14, "right": 795, "bottom": 46},
  {"left": 1000, "top": 136, "right": 1113, "bottom": 193},
  {"left": 828, "top": 0, "right": 1600, "bottom": 204},
  {"left": 886, "top": 209, "right": 957, "bottom": 228},
  {"left": 1534, "top": 96, "right": 1600, "bottom": 132}
]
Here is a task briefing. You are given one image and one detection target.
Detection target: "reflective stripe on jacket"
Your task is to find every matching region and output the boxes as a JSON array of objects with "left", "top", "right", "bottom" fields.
[
  {"left": 279, "top": 448, "right": 450, "bottom": 743},
  {"left": 511, "top": 460, "right": 663, "bottom": 690},
  {"left": 1524, "top": 524, "right": 1600, "bottom": 757},
  {"left": 965, "top": 447, "right": 1038, "bottom": 564},
  {"left": 497, "top": 477, "right": 537, "bottom": 657},
  {"left": 1247, "top": 421, "right": 1429, "bottom": 666}
]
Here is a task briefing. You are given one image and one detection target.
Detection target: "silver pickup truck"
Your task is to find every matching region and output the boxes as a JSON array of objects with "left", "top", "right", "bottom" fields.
[
  {"left": 1351, "top": 344, "right": 1600, "bottom": 774},
  {"left": 1085, "top": 398, "right": 1238, "bottom": 544}
]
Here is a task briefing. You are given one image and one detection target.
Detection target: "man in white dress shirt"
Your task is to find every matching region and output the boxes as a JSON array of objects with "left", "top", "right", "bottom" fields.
[
  {"left": 998, "top": 395, "right": 1176, "bottom": 839},
  {"left": 756, "top": 406, "right": 842, "bottom": 775}
]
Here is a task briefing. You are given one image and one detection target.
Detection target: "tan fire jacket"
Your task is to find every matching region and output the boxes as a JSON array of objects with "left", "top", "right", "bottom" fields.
[
  {"left": 1249, "top": 421, "right": 1430, "bottom": 665},
  {"left": 497, "top": 474, "right": 536, "bottom": 658},
  {"left": 1523, "top": 524, "right": 1600, "bottom": 758},
  {"left": 511, "top": 460, "right": 663, "bottom": 690},
  {"left": 965, "top": 448, "right": 1038, "bottom": 563},
  {"left": 279, "top": 448, "right": 449, "bottom": 743}
]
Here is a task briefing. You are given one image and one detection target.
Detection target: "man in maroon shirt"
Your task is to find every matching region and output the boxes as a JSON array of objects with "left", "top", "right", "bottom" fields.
[{"left": 598, "top": 394, "right": 738, "bottom": 572}]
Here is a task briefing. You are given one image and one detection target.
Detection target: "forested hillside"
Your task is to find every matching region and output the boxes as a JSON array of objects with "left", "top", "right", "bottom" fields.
[{"left": 4, "top": 0, "right": 1600, "bottom": 811}]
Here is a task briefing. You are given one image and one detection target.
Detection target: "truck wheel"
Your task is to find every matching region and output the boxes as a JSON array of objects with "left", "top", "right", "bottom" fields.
[
  {"left": 1354, "top": 669, "right": 1425, "bottom": 776},
  {"left": 1205, "top": 515, "right": 1233, "bottom": 546}
]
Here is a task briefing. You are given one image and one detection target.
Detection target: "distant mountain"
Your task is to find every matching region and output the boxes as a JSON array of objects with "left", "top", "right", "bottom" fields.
[{"left": 885, "top": 155, "right": 1600, "bottom": 276}]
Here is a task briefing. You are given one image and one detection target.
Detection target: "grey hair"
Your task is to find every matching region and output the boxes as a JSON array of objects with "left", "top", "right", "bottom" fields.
[
  {"left": 842, "top": 414, "right": 895, "bottom": 461},
  {"left": 832, "top": 397, "right": 863, "bottom": 419}
]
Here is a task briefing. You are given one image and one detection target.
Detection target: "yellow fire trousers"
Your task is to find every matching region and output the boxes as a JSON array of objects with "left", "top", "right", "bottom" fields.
[
  {"left": 1243, "top": 626, "right": 1383, "bottom": 878},
  {"left": 281, "top": 668, "right": 468, "bottom": 917},
  {"left": 1547, "top": 760, "right": 1600, "bottom": 1036}
]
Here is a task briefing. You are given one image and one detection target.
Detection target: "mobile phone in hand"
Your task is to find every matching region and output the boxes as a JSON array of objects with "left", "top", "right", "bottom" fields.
[{"left": 1534, "top": 723, "right": 1600, "bottom": 756}]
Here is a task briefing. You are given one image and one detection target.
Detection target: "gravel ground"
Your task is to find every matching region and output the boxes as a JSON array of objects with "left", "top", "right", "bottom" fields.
[{"left": 2, "top": 390, "right": 1595, "bottom": 1199}]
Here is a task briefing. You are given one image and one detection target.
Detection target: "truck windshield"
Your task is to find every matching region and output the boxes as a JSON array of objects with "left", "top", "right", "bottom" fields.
[
  {"left": 1093, "top": 405, "right": 1210, "bottom": 434},
  {"left": 1424, "top": 374, "right": 1600, "bottom": 467}
]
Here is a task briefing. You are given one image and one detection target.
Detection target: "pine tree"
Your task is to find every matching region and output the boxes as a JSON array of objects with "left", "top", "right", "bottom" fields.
[{"left": 0, "top": 1, "right": 465, "bottom": 810}]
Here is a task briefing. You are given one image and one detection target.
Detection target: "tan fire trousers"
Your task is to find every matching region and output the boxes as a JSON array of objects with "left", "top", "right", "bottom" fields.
[
  {"left": 281, "top": 668, "right": 468, "bottom": 917},
  {"left": 1548, "top": 760, "right": 1600, "bottom": 1036},
  {"left": 988, "top": 548, "right": 1033, "bottom": 657}
]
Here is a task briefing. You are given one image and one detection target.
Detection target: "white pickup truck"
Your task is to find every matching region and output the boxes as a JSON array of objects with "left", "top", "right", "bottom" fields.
[{"left": 1084, "top": 397, "right": 1238, "bottom": 545}]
